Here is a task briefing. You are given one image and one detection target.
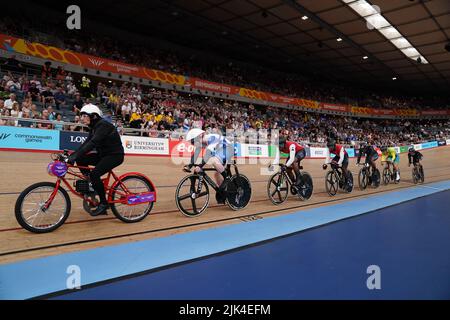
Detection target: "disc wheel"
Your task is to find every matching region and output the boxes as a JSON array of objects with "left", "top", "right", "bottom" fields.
[
  {"left": 226, "top": 174, "right": 252, "bottom": 210},
  {"left": 297, "top": 172, "right": 313, "bottom": 201}
]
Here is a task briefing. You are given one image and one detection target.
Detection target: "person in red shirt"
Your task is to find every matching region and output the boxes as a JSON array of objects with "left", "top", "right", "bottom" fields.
[
  {"left": 273, "top": 132, "right": 307, "bottom": 188},
  {"left": 323, "top": 139, "right": 351, "bottom": 186}
]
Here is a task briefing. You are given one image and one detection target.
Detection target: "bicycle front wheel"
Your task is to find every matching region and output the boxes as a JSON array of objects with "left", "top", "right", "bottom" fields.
[
  {"left": 15, "top": 182, "right": 71, "bottom": 233},
  {"left": 175, "top": 174, "right": 210, "bottom": 217},
  {"left": 325, "top": 171, "right": 338, "bottom": 196},
  {"left": 111, "top": 175, "right": 155, "bottom": 223},
  {"left": 267, "top": 172, "right": 289, "bottom": 205},
  {"left": 383, "top": 168, "right": 390, "bottom": 185},
  {"left": 358, "top": 168, "right": 368, "bottom": 190}
]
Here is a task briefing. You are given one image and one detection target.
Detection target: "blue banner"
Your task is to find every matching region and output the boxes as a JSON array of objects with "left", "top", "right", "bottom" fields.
[
  {"left": 438, "top": 140, "right": 446, "bottom": 147},
  {"left": 59, "top": 131, "right": 89, "bottom": 151},
  {"left": 305, "top": 147, "right": 311, "bottom": 158},
  {"left": 0, "top": 126, "right": 59, "bottom": 150},
  {"left": 233, "top": 143, "right": 241, "bottom": 157},
  {"left": 345, "top": 148, "right": 355, "bottom": 157},
  {"left": 421, "top": 141, "right": 438, "bottom": 149}
]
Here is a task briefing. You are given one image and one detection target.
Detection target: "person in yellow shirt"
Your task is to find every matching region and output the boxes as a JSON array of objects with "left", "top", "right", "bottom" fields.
[
  {"left": 129, "top": 111, "right": 143, "bottom": 129},
  {"left": 380, "top": 146, "right": 400, "bottom": 182},
  {"left": 155, "top": 112, "right": 164, "bottom": 123}
]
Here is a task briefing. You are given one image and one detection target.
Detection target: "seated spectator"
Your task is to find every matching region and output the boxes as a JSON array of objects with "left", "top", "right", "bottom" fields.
[
  {"left": 47, "top": 106, "right": 57, "bottom": 121},
  {"left": 18, "top": 110, "right": 33, "bottom": 128},
  {"left": 41, "top": 61, "right": 53, "bottom": 80},
  {"left": 53, "top": 113, "right": 64, "bottom": 131},
  {"left": 69, "top": 115, "right": 86, "bottom": 132},
  {"left": 28, "top": 82, "right": 40, "bottom": 101},
  {"left": 4, "top": 93, "right": 17, "bottom": 110},
  {"left": 72, "top": 93, "right": 84, "bottom": 115},
  {"left": 30, "top": 75, "right": 42, "bottom": 89},
  {"left": 38, "top": 109, "right": 53, "bottom": 129},
  {"left": 129, "top": 110, "right": 143, "bottom": 129},
  {"left": 40, "top": 84, "right": 55, "bottom": 106},
  {"left": 55, "top": 66, "right": 66, "bottom": 81},
  {"left": 53, "top": 87, "right": 66, "bottom": 110},
  {"left": 30, "top": 104, "right": 40, "bottom": 119},
  {"left": 65, "top": 72, "right": 73, "bottom": 83}
]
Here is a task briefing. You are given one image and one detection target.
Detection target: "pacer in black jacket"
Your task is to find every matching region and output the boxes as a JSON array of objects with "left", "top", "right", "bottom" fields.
[{"left": 68, "top": 104, "right": 124, "bottom": 216}]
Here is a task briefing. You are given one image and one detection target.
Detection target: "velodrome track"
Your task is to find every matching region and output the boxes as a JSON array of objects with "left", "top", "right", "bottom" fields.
[{"left": 1, "top": 146, "right": 449, "bottom": 264}]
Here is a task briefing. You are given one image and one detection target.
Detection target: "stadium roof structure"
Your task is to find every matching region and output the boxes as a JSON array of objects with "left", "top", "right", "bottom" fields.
[{"left": 27, "top": 0, "right": 450, "bottom": 95}]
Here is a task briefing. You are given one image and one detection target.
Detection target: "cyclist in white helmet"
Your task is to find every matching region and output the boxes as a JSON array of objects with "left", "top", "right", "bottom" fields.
[
  {"left": 183, "top": 128, "right": 235, "bottom": 204},
  {"left": 67, "top": 104, "right": 124, "bottom": 216}
]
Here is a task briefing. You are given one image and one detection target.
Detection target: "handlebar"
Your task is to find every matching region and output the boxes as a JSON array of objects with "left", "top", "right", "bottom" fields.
[{"left": 51, "top": 149, "right": 70, "bottom": 162}]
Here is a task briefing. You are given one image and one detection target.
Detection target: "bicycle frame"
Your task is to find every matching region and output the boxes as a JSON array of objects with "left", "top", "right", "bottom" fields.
[{"left": 45, "top": 164, "right": 156, "bottom": 209}]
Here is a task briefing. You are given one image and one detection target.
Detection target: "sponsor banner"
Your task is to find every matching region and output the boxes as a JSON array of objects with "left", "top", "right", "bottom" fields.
[
  {"left": 394, "top": 147, "right": 401, "bottom": 154},
  {"left": 122, "top": 136, "right": 169, "bottom": 155},
  {"left": 351, "top": 106, "right": 372, "bottom": 115},
  {"left": 296, "top": 99, "right": 320, "bottom": 109},
  {"left": 0, "top": 126, "right": 59, "bottom": 150},
  {"left": 241, "top": 144, "right": 268, "bottom": 158},
  {"left": 170, "top": 140, "right": 196, "bottom": 157},
  {"left": 322, "top": 103, "right": 349, "bottom": 113},
  {"left": 0, "top": 33, "right": 185, "bottom": 86},
  {"left": 305, "top": 147, "right": 311, "bottom": 158},
  {"left": 414, "top": 144, "right": 423, "bottom": 151},
  {"left": 268, "top": 145, "right": 288, "bottom": 158},
  {"left": 372, "top": 109, "right": 395, "bottom": 116},
  {"left": 399, "top": 146, "right": 409, "bottom": 153},
  {"left": 446, "top": 139, "right": 450, "bottom": 145},
  {"left": 59, "top": 131, "right": 89, "bottom": 151},
  {"left": 421, "top": 141, "right": 438, "bottom": 149},
  {"left": 437, "top": 140, "right": 446, "bottom": 146},
  {"left": 233, "top": 143, "right": 242, "bottom": 157},
  {"left": 393, "top": 109, "right": 418, "bottom": 117},
  {"left": 309, "top": 147, "right": 327, "bottom": 158},
  {"left": 187, "top": 78, "right": 239, "bottom": 95},
  {"left": 421, "top": 110, "right": 448, "bottom": 116},
  {"left": 345, "top": 148, "right": 355, "bottom": 157}
]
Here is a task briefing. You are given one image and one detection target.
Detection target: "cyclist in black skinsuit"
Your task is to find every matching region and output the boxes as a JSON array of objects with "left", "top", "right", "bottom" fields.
[
  {"left": 67, "top": 104, "right": 124, "bottom": 216},
  {"left": 408, "top": 147, "right": 423, "bottom": 167},
  {"left": 357, "top": 142, "right": 379, "bottom": 183}
]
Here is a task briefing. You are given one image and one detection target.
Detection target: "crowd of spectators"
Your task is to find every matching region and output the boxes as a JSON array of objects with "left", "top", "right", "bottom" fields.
[
  {"left": 1, "top": 66, "right": 448, "bottom": 147},
  {"left": 1, "top": 16, "right": 449, "bottom": 112}
]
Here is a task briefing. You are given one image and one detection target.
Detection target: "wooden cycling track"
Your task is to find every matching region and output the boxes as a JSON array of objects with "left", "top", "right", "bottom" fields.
[{"left": 1, "top": 146, "right": 449, "bottom": 264}]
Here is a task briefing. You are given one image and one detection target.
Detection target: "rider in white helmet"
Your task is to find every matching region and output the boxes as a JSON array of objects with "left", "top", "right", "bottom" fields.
[
  {"left": 183, "top": 128, "right": 234, "bottom": 204},
  {"left": 67, "top": 103, "right": 124, "bottom": 216}
]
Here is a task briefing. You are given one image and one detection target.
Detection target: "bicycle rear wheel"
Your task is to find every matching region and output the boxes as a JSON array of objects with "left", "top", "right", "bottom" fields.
[
  {"left": 420, "top": 165, "right": 425, "bottom": 183},
  {"left": 175, "top": 174, "right": 210, "bottom": 217},
  {"left": 226, "top": 174, "right": 252, "bottom": 210},
  {"left": 267, "top": 172, "right": 288, "bottom": 205},
  {"left": 372, "top": 169, "right": 381, "bottom": 188},
  {"left": 344, "top": 171, "right": 354, "bottom": 193},
  {"left": 111, "top": 175, "right": 155, "bottom": 223},
  {"left": 297, "top": 172, "right": 313, "bottom": 201},
  {"left": 15, "top": 182, "right": 71, "bottom": 233}
]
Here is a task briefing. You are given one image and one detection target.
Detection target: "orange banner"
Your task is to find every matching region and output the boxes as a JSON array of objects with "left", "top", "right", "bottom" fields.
[{"left": 0, "top": 34, "right": 185, "bottom": 86}]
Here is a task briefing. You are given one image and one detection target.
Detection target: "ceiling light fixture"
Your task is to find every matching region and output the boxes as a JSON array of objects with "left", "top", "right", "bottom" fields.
[{"left": 342, "top": 0, "right": 428, "bottom": 64}]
